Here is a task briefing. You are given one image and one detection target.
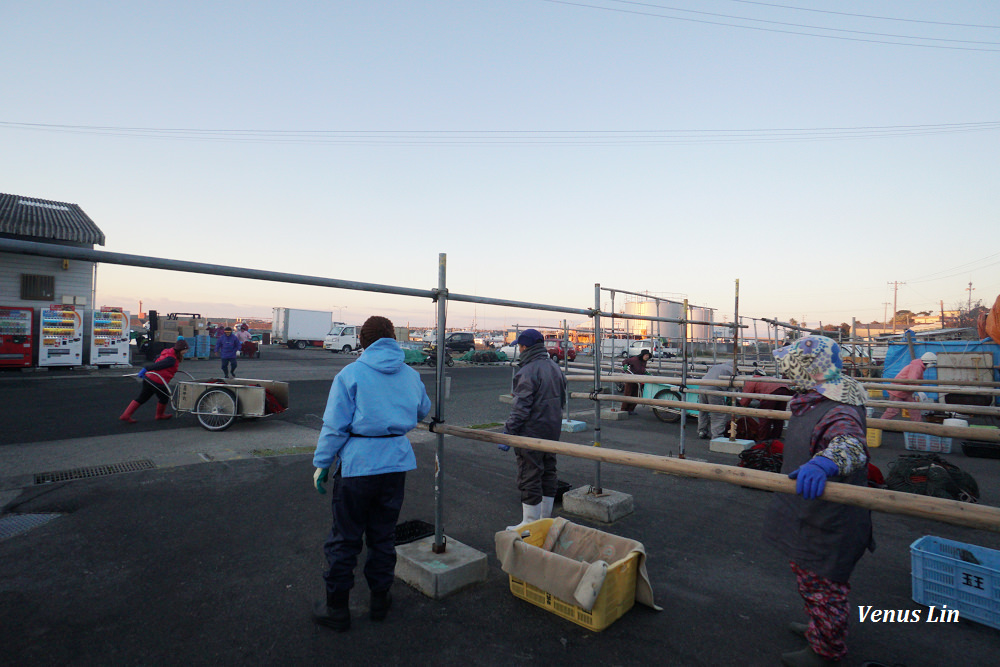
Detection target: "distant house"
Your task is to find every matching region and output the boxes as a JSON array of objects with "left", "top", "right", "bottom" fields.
[{"left": 0, "top": 192, "right": 105, "bottom": 310}]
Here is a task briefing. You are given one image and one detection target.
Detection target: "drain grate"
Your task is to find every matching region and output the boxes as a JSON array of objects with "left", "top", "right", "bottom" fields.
[
  {"left": 33, "top": 459, "right": 155, "bottom": 485},
  {"left": 0, "top": 513, "right": 64, "bottom": 541},
  {"left": 395, "top": 519, "right": 435, "bottom": 545}
]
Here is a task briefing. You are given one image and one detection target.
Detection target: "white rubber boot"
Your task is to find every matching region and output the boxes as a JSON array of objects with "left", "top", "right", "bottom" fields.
[
  {"left": 506, "top": 502, "right": 542, "bottom": 531},
  {"left": 541, "top": 496, "right": 555, "bottom": 519}
]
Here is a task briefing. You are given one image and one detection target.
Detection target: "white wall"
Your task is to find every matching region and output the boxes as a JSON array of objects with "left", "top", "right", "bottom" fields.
[{"left": 0, "top": 251, "right": 96, "bottom": 310}]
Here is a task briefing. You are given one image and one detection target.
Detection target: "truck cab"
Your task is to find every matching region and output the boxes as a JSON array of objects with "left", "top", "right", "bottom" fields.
[{"left": 324, "top": 325, "right": 360, "bottom": 353}]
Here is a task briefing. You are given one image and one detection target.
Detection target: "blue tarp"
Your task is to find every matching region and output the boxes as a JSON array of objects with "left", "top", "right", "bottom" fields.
[{"left": 881, "top": 338, "right": 1000, "bottom": 402}]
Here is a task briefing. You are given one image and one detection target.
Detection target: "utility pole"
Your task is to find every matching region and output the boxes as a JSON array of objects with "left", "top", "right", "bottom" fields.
[
  {"left": 888, "top": 281, "right": 905, "bottom": 334},
  {"left": 883, "top": 302, "right": 891, "bottom": 334},
  {"left": 967, "top": 281, "right": 975, "bottom": 313}
]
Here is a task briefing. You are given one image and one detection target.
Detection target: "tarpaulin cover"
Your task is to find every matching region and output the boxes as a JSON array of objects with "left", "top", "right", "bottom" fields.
[{"left": 882, "top": 341, "right": 1000, "bottom": 401}]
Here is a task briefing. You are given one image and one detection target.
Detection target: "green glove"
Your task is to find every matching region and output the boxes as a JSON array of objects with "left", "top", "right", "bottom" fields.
[{"left": 313, "top": 467, "right": 329, "bottom": 494}]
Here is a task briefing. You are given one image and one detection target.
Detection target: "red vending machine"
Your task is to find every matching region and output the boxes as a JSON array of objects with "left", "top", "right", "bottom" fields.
[{"left": 0, "top": 306, "right": 35, "bottom": 367}]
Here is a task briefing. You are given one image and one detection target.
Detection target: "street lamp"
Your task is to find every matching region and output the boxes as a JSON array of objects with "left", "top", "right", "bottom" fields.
[{"left": 332, "top": 306, "right": 345, "bottom": 322}]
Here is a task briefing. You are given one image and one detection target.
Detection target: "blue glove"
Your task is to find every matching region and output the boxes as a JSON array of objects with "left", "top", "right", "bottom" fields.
[
  {"left": 788, "top": 456, "right": 840, "bottom": 500},
  {"left": 313, "top": 467, "right": 329, "bottom": 494},
  {"left": 498, "top": 429, "right": 511, "bottom": 452},
  {"left": 137, "top": 368, "right": 147, "bottom": 378}
]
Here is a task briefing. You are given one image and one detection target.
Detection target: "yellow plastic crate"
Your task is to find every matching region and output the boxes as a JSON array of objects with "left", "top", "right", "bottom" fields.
[
  {"left": 507, "top": 519, "right": 639, "bottom": 631},
  {"left": 866, "top": 428, "right": 882, "bottom": 448},
  {"left": 868, "top": 388, "right": 884, "bottom": 399}
]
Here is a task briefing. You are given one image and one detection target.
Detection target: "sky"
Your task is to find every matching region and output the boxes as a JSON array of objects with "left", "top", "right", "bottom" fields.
[{"left": 2, "top": 1, "right": 998, "bottom": 332}]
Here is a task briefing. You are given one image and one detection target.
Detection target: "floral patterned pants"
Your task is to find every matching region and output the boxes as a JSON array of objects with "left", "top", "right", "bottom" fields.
[{"left": 790, "top": 561, "right": 850, "bottom": 660}]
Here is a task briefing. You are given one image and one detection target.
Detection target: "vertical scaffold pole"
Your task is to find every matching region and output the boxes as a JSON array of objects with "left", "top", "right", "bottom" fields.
[
  {"left": 592, "top": 284, "right": 603, "bottom": 493},
  {"left": 433, "top": 253, "right": 447, "bottom": 554},
  {"left": 679, "top": 298, "right": 689, "bottom": 458}
]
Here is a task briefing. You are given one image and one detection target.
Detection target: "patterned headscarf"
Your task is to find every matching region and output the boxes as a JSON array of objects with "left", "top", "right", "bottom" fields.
[{"left": 773, "top": 335, "right": 866, "bottom": 406}]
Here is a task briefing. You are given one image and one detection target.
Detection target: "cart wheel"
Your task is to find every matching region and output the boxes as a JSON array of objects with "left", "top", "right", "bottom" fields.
[
  {"left": 446, "top": 356, "right": 454, "bottom": 367},
  {"left": 652, "top": 389, "right": 683, "bottom": 423},
  {"left": 196, "top": 388, "right": 238, "bottom": 431}
]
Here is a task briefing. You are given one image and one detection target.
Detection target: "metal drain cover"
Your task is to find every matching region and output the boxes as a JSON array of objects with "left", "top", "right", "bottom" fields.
[
  {"left": 0, "top": 513, "right": 63, "bottom": 541},
  {"left": 34, "top": 459, "right": 155, "bottom": 485}
]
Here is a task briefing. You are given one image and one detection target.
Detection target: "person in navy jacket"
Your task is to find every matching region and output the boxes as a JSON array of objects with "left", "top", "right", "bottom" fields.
[
  {"left": 215, "top": 326, "right": 241, "bottom": 378},
  {"left": 311, "top": 316, "right": 431, "bottom": 632}
]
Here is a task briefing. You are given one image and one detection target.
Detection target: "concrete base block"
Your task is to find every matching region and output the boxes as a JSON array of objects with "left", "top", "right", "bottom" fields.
[
  {"left": 709, "top": 437, "right": 755, "bottom": 454},
  {"left": 601, "top": 408, "right": 630, "bottom": 421},
  {"left": 561, "top": 419, "right": 587, "bottom": 433},
  {"left": 395, "top": 535, "right": 488, "bottom": 599},
  {"left": 499, "top": 394, "right": 513, "bottom": 404},
  {"left": 561, "top": 486, "right": 634, "bottom": 523}
]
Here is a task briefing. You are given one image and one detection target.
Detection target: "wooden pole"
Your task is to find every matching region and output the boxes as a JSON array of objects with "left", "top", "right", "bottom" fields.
[
  {"left": 566, "top": 373, "right": 1000, "bottom": 397},
  {"left": 567, "top": 392, "right": 1000, "bottom": 443},
  {"left": 419, "top": 423, "right": 1000, "bottom": 533}
]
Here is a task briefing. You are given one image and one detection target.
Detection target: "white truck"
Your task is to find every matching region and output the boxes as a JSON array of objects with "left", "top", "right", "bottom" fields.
[
  {"left": 324, "top": 324, "right": 361, "bottom": 353},
  {"left": 271, "top": 308, "right": 334, "bottom": 349}
]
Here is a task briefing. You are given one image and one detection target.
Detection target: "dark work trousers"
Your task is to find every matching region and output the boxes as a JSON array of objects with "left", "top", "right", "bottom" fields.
[
  {"left": 621, "top": 382, "right": 640, "bottom": 412},
  {"left": 135, "top": 380, "right": 171, "bottom": 405},
  {"left": 220, "top": 357, "right": 237, "bottom": 377},
  {"left": 514, "top": 448, "right": 557, "bottom": 505},
  {"left": 323, "top": 470, "right": 406, "bottom": 595}
]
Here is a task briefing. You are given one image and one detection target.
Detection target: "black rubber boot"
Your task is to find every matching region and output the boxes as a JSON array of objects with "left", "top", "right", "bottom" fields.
[
  {"left": 789, "top": 621, "right": 809, "bottom": 637},
  {"left": 314, "top": 590, "right": 350, "bottom": 632},
  {"left": 370, "top": 590, "right": 392, "bottom": 621}
]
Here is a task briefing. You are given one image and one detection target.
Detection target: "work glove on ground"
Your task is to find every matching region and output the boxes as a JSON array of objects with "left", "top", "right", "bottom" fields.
[
  {"left": 787, "top": 456, "right": 839, "bottom": 500},
  {"left": 314, "top": 467, "right": 329, "bottom": 494}
]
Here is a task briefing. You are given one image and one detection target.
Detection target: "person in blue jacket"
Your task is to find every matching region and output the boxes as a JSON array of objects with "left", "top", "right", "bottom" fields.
[
  {"left": 215, "top": 326, "right": 241, "bottom": 378},
  {"left": 311, "top": 315, "right": 431, "bottom": 632}
]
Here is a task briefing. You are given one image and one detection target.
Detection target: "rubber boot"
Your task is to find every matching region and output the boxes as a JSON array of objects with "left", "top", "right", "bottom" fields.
[
  {"left": 119, "top": 401, "right": 141, "bottom": 424},
  {"left": 155, "top": 402, "right": 173, "bottom": 420},
  {"left": 788, "top": 621, "right": 808, "bottom": 637},
  {"left": 541, "top": 496, "right": 555, "bottom": 519},
  {"left": 780, "top": 646, "right": 840, "bottom": 666},
  {"left": 314, "top": 590, "right": 350, "bottom": 632},
  {"left": 370, "top": 590, "right": 392, "bottom": 621},
  {"left": 506, "top": 502, "right": 542, "bottom": 532}
]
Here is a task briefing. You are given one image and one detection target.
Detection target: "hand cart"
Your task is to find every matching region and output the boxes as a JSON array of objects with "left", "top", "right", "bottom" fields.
[{"left": 128, "top": 371, "right": 289, "bottom": 431}]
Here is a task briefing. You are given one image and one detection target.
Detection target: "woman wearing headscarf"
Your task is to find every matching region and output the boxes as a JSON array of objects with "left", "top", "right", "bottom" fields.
[
  {"left": 763, "top": 335, "right": 874, "bottom": 667},
  {"left": 119, "top": 338, "right": 189, "bottom": 423}
]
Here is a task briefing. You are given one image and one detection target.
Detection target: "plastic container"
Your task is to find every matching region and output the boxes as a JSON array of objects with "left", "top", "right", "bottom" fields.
[
  {"left": 507, "top": 518, "right": 639, "bottom": 632},
  {"left": 904, "top": 432, "right": 952, "bottom": 454},
  {"left": 911, "top": 535, "right": 1000, "bottom": 630},
  {"left": 866, "top": 428, "right": 882, "bottom": 448},
  {"left": 943, "top": 418, "right": 969, "bottom": 429},
  {"left": 867, "top": 388, "right": 884, "bottom": 399}
]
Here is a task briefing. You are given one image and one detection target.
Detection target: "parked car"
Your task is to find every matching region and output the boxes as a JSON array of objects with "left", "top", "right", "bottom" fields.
[
  {"left": 626, "top": 339, "right": 676, "bottom": 358},
  {"left": 546, "top": 341, "right": 577, "bottom": 362},
  {"left": 497, "top": 342, "right": 519, "bottom": 360},
  {"left": 444, "top": 331, "right": 476, "bottom": 352}
]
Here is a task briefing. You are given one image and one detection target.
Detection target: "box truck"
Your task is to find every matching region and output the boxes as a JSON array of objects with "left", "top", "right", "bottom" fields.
[{"left": 271, "top": 308, "right": 334, "bottom": 349}]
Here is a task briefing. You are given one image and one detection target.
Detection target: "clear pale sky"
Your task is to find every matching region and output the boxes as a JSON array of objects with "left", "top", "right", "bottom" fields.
[{"left": 2, "top": 1, "right": 998, "bottom": 331}]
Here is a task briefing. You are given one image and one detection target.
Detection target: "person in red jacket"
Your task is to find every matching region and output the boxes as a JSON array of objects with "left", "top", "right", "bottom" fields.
[{"left": 119, "top": 338, "right": 189, "bottom": 423}]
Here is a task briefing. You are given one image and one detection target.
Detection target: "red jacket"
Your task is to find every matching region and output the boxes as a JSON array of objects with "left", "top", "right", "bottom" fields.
[{"left": 146, "top": 348, "right": 182, "bottom": 385}]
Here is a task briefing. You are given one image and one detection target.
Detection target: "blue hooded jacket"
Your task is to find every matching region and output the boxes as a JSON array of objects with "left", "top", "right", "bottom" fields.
[{"left": 313, "top": 337, "right": 432, "bottom": 476}]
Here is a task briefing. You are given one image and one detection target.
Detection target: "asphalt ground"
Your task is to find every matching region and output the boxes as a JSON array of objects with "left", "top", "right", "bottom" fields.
[{"left": 1, "top": 348, "right": 999, "bottom": 666}]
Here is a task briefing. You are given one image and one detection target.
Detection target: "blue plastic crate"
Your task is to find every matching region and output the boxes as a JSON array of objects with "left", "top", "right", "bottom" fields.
[{"left": 910, "top": 535, "right": 1000, "bottom": 629}]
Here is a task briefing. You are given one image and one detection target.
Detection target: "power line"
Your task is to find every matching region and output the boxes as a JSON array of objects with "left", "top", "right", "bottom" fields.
[
  {"left": 724, "top": 0, "right": 1000, "bottom": 30},
  {"left": 905, "top": 252, "right": 1000, "bottom": 283},
  {"left": 602, "top": 0, "right": 1000, "bottom": 44},
  {"left": 541, "top": 0, "right": 1000, "bottom": 51}
]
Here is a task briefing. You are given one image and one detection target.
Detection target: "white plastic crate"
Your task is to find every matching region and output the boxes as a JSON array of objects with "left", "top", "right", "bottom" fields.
[
  {"left": 911, "top": 536, "right": 1000, "bottom": 630},
  {"left": 904, "top": 432, "right": 952, "bottom": 454}
]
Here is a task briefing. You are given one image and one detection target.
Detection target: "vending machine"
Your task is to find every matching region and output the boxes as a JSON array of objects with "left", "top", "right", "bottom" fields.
[
  {"left": 38, "top": 305, "right": 84, "bottom": 367},
  {"left": 90, "top": 307, "right": 131, "bottom": 366},
  {"left": 0, "top": 305, "right": 34, "bottom": 368}
]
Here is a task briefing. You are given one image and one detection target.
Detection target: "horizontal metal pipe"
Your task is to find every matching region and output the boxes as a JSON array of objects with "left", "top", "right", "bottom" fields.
[
  {"left": 569, "top": 392, "right": 1000, "bottom": 442},
  {"left": 419, "top": 422, "right": 1000, "bottom": 533}
]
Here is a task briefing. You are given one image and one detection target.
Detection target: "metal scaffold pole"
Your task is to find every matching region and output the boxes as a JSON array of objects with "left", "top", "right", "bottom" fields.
[
  {"left": 433, "top": 253, "right": 448, "bottom": 553},
  {"left": 592, "top": 283, "right": 603, "bottom": 493}
]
